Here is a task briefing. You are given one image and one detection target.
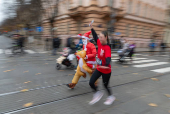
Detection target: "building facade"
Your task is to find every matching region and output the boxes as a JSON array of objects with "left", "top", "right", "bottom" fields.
[{"left": 41, "top": 0, "right": 168, "bottom": 47}]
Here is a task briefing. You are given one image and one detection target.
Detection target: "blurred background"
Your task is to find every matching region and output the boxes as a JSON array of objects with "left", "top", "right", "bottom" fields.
[{"left": 0, "top": 0, "right": 170, "bottom": 50}]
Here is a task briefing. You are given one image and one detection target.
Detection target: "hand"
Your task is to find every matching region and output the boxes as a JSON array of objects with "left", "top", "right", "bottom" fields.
[
  {"left": 84, "top": 57, "right": 87, "bottom": 60},
  {"left": 89, "top": 22, "right": 93, "bottom": 29},
  {"left": 97, "top": 66, "right": 110, "bottom": 69}
]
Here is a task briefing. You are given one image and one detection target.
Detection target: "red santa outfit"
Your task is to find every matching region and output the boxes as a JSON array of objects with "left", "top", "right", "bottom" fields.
[{"left": 82, "top": 31, "right": 97, "bottom": 69}]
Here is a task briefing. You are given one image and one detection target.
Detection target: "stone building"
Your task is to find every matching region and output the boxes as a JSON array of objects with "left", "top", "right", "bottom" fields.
[{"left": 42, "top": 0, "right": 168, "bottom": 47}]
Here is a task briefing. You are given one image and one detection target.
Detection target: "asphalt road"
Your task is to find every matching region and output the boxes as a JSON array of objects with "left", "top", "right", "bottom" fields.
[{"left": 0, "top": 35, "right": 170, "bottom": 114}]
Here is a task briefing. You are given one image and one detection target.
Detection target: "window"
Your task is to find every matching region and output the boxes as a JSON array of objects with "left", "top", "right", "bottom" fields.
[
  {"left": 78, "top": 21, "right": 81, "bottom": 33},
  {"left": 108, "top": 0, "right": 113, "bottom": 7},
  {"left": 134, "top": 26, "right": 137, "bottom": 37},
  {"left": 128, "top": 0, "right": 132, "bottom": 13},
  {"left": 67, "top": 22, "right": 69, "bottom": 34},
  {"left": 126, "top": 24, "right": 129, "bottom": 36},
  {"left": 136, "top": 3, "right": 140, "bottom": 15},
  {"left": 79, "top": 0, "right": 82, "bottom": 5},
  {"left": 145, "top": 5, "right": 147, "bottom": 17},
  {"left": 143, "top": 5, "right": 147, "bottom": 17}
]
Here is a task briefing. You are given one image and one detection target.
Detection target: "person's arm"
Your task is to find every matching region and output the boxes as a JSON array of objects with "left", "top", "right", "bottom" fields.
[
  {"left": 91, "top": 28, "right": 98, "bottom": 43},
  {"left": 86, "top": 43, "right": 97, "bottom": 59},
  {"left": 104, "top": 46, "right": 111, "bottom": 67}
]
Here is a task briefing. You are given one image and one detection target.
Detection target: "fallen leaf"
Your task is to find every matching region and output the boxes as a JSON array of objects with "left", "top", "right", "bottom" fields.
[
  {"left": 169, "top": 110, "right": 170, "bottom": 113},
  {"left": 133, "top": 73, "right": 138, "bottom": 75},
  {"left": 59, "top": 70, "right": 64, "bottom": 71},
  {"left": 151, "top": 78, "right": 159, "bottom": 81},
  {"left": 148, "top": 103, "right": 158, "bottom": 107},
  {"left": 165, "top": 94, "right": 170, "bottom": 98},
  {"left": 68, "top": 74, "right": 73, "bottom": 76},
  {"left": 45, "top": 63, "right": 48, "bottom": 64},
  {"left": 23, "top": 102, "right": 33, "bottom": 107},
  {"left": 20, "top": 89, "right": 29, "bottom": 92},
  {"left": 123, "top": 66, "right": 128, "bottom": 67},
  {"left": 23, "top": 71, "right": 29, "bottom": 73},
  {"left": 35, "top": 73, "right": 41, "bottom": 75},
  {"left": 24, "top": 81, "right": 31, "bottom": 84},
  {"left": 3, "top": 70, "right": 12, "bottom": 72}
]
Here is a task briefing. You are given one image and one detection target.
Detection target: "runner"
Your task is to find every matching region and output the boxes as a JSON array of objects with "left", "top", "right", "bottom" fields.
[
  {"left": 89, "top": 22, "right": 115, "bottom": 105},
  {"left": 67, "top": 32, "right": 97, "bottom": 89}
]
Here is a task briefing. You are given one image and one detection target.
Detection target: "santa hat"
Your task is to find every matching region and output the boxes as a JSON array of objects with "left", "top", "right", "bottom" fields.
[
  {"left": 82, "top": 31, "right": 91, "bottom": 40},
  {"left": 77, "top": 34, "right": 82, "bottom": 38}
]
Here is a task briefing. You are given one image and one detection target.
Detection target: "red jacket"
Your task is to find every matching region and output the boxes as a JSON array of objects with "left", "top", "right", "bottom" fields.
[{"left": 83, "top": 42, "right": 96, "bottom": 63}]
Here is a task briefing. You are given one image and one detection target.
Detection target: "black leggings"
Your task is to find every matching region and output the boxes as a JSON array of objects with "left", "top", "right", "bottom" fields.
[{"left": 89, "top": 69, "right": 112, "bottom": 96}]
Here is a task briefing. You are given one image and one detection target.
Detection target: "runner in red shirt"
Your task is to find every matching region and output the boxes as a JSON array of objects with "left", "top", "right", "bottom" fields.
[{"left": 89, "top": 23, "right": 115, "bottom": 105}]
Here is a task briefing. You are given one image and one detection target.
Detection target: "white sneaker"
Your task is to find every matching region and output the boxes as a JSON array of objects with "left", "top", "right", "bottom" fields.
[
  {"left": 89, "top": 91, "right": 104, "bottom": 105},
  {"left": 104, "top": 95, "right": 116, "bottom": 105}
]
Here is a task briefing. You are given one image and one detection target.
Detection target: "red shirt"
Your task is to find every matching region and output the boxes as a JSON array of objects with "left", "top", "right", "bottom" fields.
[
  {"left": 83, "top": 42, "right": 96, "bottom": 62},
  {"left": 97, "top": 39, "right": 111, "bottom": 74}
]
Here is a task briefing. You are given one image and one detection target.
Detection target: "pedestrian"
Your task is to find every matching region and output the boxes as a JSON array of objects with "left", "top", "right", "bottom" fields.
[
  {"left": 129, "top": 41, "right": 136, "bottom": 62},
  {"left": 149, "top": 40, "right": 156, "bottom": 56},
  {"left": 160, "top": 40, "right": 166, "bottom": 55},
  {"left": 45, "top": 35, "right": 50, "bottom": 51},
  {"left": 17, "top": 35, "right": 25, "bottom": 54},
  {"left": 67, "top": 32, "right": 97, "bottom": 89},
  {"left": 52, "top": 37, "right": 60, "bottom": 55},
  {"left": 88, "top": 23, "right": 115, "bottom": 105},
  {"left": 120, "top": 36, "right": 125, "bottom": 49}
]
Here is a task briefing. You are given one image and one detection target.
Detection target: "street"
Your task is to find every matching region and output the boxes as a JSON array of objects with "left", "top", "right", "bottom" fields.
[{"left": 0, "top": 35, "right": 170, "bottom": 114}]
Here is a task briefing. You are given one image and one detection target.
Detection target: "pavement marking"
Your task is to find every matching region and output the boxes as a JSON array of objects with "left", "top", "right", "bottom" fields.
[
  {"left": 112, "top": 57, "right": 148, "bottom": 62},
  {"left": 0, "top": 49, "right": 3, "bottom": 54},
  {"left": 132, "top": 59, "right": 158, "bottom": 64},
  {"left": 151, "top": 67, "right": 170, "bottom": 73},
  {"left": 38, "top": 51, "right": 48, "bottom": 54},
  {"left": 133, "top": 62, "right": 168, "bottom": 68},
  {"left": 111, "top": 54, "right": 118, "bottom": 56},
  {"left": 24, "top": 50, "right": 36, "bottom": 54},
  {"left": 0, "top": 91, "right": 20, "bottom": 97}
]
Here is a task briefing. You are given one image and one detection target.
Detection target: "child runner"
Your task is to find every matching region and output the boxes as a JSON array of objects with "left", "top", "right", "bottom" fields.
[{"left": 89, "top": 23, "right": 115, "bottom": 105}]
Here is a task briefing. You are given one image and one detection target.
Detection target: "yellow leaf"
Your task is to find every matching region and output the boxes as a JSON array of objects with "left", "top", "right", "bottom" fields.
[
  {"left": 20, "top": 89, "right": 29, "bottom": 92},
  {"left": 133, "top": 73, "right": 138, "bottom": 75},
  {"left": 148, "top": 103, "right": 158, "bottom": 107},
  {"left": 23, "top": 71, "right": 29, "bottom": 73},
  {"left": 45, "top": 63, "right": 48, "bottom": 64},
  {"left": 23, "top": 102, "right": 33, "bottom": 107},
  {"left": 168, "top": 110, "right": 170, "bottom": 113},
  {"left": 35, "top": 73, "right": 41, "bottom": 75},
  {"left": 151, "top": 78, "right": 159, "bottom": 81},
  {"left": 24, "top": 81, "right": 31, "bottom": 84},
  {"left": 123, "top": 66, "right": 128, "bottom": 68},
  {"left": 165, "top": 94, "right": 170, "bottom": 98}
]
